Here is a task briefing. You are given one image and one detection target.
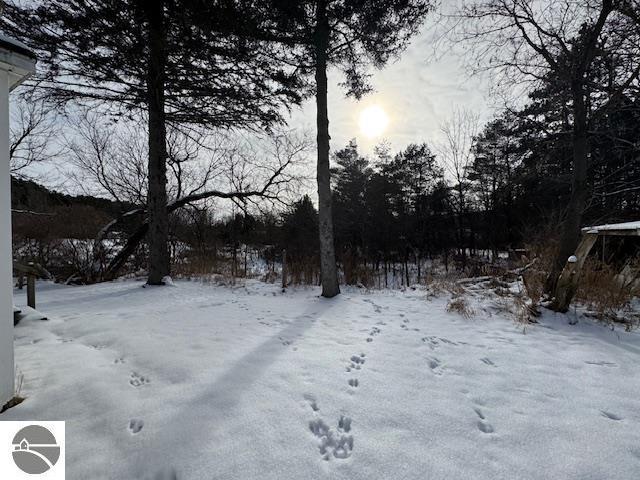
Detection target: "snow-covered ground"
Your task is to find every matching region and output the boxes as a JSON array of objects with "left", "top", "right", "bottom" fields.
[{"left": 6, "top": 279, "right": 640, "bottom": 479}]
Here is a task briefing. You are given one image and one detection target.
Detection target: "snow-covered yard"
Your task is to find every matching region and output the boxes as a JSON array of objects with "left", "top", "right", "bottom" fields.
[{"left": 6, "top": 279, "right": 640, "bottom": 479}]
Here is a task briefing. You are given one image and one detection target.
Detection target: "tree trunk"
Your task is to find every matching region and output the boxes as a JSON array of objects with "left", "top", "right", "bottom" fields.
[
  {"left": 546, "top": 81, "right": 590, "bottom": 298},
  {"left": 314, "top": 0, "right": 340, "bottom": 298},
  {"left": 551, "top": 232, "right": 598, "bottom": 313},
  {"left": 145, "top": 0, "right": 170, "bottom": 285}
]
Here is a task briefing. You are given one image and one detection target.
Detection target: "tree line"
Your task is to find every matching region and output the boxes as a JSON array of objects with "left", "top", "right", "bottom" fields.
[
  {"left": 5, "top": 0, "right": 640, "bottom": 312},
  {"left": 3, "top": 0, "right": 432, "bottom": 296}
]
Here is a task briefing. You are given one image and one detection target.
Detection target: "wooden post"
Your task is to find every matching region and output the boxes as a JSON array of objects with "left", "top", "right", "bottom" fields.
[
  {"left": 27, "top": 262, "right": 36, "bottom": 309},
  {"left": 551, "top": 232, "right": 598, "bottom": 313}
]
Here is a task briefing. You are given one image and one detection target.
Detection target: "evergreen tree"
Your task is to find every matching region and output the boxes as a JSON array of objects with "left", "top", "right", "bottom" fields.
[
  {"left": 2, "top": 0, "right": 301, "bottom": 284},
  {"left": 260, "top": 0, "right": 433, "bottom": 297},
  {"left": 332, "top": 140, "right": 372, "bottom": 256}
]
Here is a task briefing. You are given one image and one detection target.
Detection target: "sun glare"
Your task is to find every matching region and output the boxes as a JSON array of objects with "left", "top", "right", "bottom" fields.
[{"left": 359, "top": 105, "right": 389, "bottom": 138}]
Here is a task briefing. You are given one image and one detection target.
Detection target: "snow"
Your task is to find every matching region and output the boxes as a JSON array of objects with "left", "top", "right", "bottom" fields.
[
  {"left": 582, "top": 221, "right": 640, "bottom": 233},
  {"left": 5, "top": 279, "right": 640, "bottom": 479},
  {"left": 568, "top": 255, "right": 578, "bottom": 263}
]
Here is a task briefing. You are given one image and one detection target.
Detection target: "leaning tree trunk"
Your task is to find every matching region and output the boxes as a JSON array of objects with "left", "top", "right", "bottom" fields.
[
  {"left": 546, "top": 80, "right": 590, "bottom": 302},
  {"left": 314, "top": 0, "right": 340, "bottom": 298},
  {"left": 145, "top": 0, "right": 170, "bottom": 285}
]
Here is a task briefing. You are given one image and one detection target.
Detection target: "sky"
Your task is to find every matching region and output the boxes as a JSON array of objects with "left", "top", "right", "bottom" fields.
[
  {"left": 287, "top": 19, "right": 494, "bottom": 160},
  {"left": 16, "top": 15, "right": 497, "bottom": 196}
]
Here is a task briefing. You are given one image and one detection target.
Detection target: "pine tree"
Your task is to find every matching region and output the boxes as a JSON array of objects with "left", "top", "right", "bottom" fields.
[
  {"left": 259, "top": 0, "right": 433, "bottom": 297},
  {"left": 2, "top": 0, "right": 301, "bottom": 284}
]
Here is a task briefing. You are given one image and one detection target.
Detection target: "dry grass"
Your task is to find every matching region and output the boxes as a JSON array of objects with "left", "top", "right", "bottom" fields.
[
  {"left": 427, "top": 277, "right": 465, "bottom": 299},
  {"left": 446, "top": 296, "right": 475, "bottom": 319},
  {"left": 0, "top": 370, "right": 25, "bottom": 414},
  {"left": 576, "top": 259, "right": 639, "bottom": 328}
]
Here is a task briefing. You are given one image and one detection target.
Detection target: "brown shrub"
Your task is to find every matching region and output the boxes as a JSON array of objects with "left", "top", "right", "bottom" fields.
[
  {"left": 446, "top": 296, "right": 475, "bottom": 319},
  {"left": 576, "top": 258, "right": 639, "bottom": 325}
]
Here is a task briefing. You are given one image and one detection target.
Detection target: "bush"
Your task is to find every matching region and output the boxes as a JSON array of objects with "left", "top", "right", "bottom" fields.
[
  {"left": 576, "top": 258, "right": 639, "bottom": 326},
  {"left": 446, "top": 296, "right": 474, "bottom": 318}
]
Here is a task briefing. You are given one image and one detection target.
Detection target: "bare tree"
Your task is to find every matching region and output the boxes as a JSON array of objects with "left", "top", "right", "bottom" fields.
[
  {"left": 437, "top": 107, "right": 480, "bottom": 264},
  {"left": 66, "top": 116, "right": 312, "bottom": 281},
  {"left": 9, "top": 94, "right": 61, "bottom": 177}
]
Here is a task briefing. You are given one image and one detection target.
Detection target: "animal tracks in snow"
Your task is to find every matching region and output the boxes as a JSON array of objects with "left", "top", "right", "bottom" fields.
[
  {"left": 600, "top": 410, "right": 623, "bottom": 421},
  {"left": 304, "top": 394, "right": 319, "bottom": 412},
  {"left": 366, "top": 327, "right": 381, "bottom": 343},
  {"left": 346, "top": 353, "right": 366, "bottom": 387},
  {"left": 421, "top": 336, "right": 458, "bottom": 350},
  {"left": 305, "top": 397, "right": 354, "bottom": 461},
  {"left": 480, "top": 357, "right": 496, "bottom": 367},
  {"left": 363, "top": 298, "right": 383, "bottom": 313},
  {"left": 129, "top": 372, "right": 150, "bottom": 387},
  {"left": 347, "top": 353, "right": 365, "bottom": 370},
  {"left": 473, "top": 407, "right": 495, "bottom": 433},
  {"left": 585, "top": 360, "right": 617, "bottom": 367},
  {"left": 309, "top": 416, "right": 354, "bottom": 461},
  {"left": 128, "top": 418, "right": 144, "bottom": 434}
]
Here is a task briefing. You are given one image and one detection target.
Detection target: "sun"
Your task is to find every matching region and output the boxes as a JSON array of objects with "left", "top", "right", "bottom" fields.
[{"left": 359, "top": 105, "right": 389, "bottom": 138}]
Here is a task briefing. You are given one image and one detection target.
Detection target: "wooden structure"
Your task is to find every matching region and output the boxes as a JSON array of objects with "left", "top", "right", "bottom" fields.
[
  {"left": 552, "top": 221, "right": 640, "bottom": 312},
  {"left": 13, "top": 261, "right": 41, "bottom": 309}
]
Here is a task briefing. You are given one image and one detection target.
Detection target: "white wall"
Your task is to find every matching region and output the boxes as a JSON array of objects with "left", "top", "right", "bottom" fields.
[{"left": 0, "top": 69, "right": 14, "bottom": 405}]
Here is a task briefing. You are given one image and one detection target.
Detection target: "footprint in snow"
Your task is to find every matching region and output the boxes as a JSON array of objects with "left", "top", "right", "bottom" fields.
[
  {"left": 585, "top": 360, "right": 617, "bottom": 367},
  {"left": 129, "top": 372, "right": 150, "bottom": 387},
  {"left": 473, "top": 406, "right": 494, "bottom": 433},
  {"left": 480, "top": 357, "right": 496, "bottom": 366},
  {"left": 367, "top": 326, "right": 381, "bottom": 341},
  {"left": 422, "top": 336, "right": 439, "bottom": 349},
  {"left": 347, "top": 353, "right": 365, "bottom": 371},
  {"left": 128, "top": 418, "right": 144, "bottom": 434},
  {"left": 309, "top": 416, "right": 354, "bottom": 461},
  {"left": 427, "top": 357, "right": 442, "bottom": 373},
  {"left": 477, "top": 421, "right": 495, "bottom": 434},
  {"left": 600, "top": 410, "right": 623, "bottom": 421},
  {"left": 350, "top": 354, "right": 365, "bottom": 364},
  {"left": 348, "top": 378, "right": 359, "bottom": 388},
  {"left": 304, "top": 394, "right": 319, "bottom": 412}
]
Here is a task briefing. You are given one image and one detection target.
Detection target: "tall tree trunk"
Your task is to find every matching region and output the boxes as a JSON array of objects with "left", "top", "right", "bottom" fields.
[
  {"left": 546, "top": 81, "right": 590, "bottom": 297},
  {"left": 145, "top": 0, "right": 169, "bottom": 285},
  {"left": 315, "top": 0, "right": 340, "bottom": 298},
  {"left": 456, "top": 185, "right": 467, "bottom": 268}
]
